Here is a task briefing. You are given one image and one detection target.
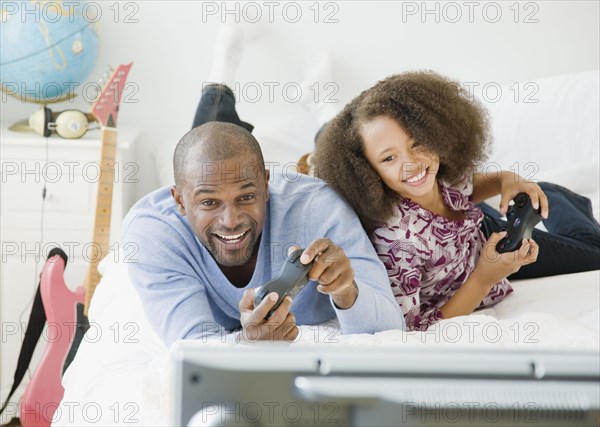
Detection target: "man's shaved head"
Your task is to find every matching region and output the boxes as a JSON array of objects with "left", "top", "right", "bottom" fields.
[{"left": 173, "top": 122, "right": 265, "bottom": 188}]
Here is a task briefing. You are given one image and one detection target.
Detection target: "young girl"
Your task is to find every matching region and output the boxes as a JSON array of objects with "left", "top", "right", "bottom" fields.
[{"left": 312, "top": 71, "right": 600, "bottom": 331}]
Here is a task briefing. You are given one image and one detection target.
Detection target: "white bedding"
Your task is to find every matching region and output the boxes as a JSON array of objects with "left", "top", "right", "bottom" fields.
[{"left": 52, "top": 254, "right": 600, "bottom": 426}]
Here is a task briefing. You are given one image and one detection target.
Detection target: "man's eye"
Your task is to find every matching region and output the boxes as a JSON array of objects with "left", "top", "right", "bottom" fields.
[
  {"left": 201, "top": 200, "right": 216, "bottom": 207},
  {"left": 240, "top": 194, "right": 255, "bottom": 202}
]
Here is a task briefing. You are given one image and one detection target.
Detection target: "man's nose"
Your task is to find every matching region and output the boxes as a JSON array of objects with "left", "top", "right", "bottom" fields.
[{"left": 219, "top": 205, "right": 242, "bottom": 229}]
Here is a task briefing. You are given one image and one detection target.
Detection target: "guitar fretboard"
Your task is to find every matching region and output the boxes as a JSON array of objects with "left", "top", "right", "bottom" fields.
[{"left": 84, "top": 127, "right": 117, "bottom": 315}]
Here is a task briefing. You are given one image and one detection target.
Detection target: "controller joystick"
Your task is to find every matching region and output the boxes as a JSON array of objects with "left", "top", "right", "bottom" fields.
[
  {"left": 496, "top": 193, "right": 542, "bottom": 253},
  {"left": 515, "top": 193, "right": 528, "bottom": 208},
  {"left": 254, "top": 248, "right": 313, "bottom": 319}
]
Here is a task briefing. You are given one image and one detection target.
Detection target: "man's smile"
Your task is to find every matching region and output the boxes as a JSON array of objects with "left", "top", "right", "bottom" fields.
[{"left": 213, "top": 230, "right": 250, "bottom": 244}]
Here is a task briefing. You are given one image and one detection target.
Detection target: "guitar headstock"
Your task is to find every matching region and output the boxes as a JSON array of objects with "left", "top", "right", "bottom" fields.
[{"left": 90, "top": 62, "right": 133, "bottom": 128}]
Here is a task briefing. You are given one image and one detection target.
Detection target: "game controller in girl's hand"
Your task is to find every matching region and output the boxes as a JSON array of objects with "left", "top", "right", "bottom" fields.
[
  {"left": 254, "top": 248, "right": 314, "bottom": 319},
  {"left": 496, "top": 193, "right": 543, "bottom": 253}
]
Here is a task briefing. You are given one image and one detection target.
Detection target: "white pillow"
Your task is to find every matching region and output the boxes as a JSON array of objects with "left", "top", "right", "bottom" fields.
[
  {"left": 482, "top": 70, "right": 599, "bottom": 194},
  {"left": 479, "top": 70, "right": 600, "bottom": 220}
]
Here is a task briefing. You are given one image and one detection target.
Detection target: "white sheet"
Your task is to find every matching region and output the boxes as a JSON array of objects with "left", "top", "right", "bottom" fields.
[{"left": 53, "top": 254, "right": 599, "bottom": 426}]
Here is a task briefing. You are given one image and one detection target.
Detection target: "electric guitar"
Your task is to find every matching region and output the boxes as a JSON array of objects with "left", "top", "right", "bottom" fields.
[{"left": 18, "top": 63, "right": 133, "bottom": 427}]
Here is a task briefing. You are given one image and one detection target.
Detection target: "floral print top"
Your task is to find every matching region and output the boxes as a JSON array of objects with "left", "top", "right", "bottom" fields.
[{"left": 371, "top": 176, "right": 512, "bottom": 331}]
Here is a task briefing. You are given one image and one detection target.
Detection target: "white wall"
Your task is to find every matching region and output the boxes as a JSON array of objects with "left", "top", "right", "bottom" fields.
[{"left": 2, "top": 1, "right": 599, "bottom": 200}]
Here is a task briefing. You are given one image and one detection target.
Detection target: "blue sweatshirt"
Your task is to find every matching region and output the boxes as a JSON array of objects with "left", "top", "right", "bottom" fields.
[{"left": 121, "top": 172, "right": 405, "bottom": 346}]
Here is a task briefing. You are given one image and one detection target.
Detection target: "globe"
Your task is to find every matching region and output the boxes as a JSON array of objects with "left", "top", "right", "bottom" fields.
[{"left": 0, "top": 0, "right": 99, "bottom": 104}]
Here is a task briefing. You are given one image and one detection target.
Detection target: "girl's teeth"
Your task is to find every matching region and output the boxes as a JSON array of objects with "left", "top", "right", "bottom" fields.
[{"left": 406, "top": 169, "right": 426, "bottom": 183}]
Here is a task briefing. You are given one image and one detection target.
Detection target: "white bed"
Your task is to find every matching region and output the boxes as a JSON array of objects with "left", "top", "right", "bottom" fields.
[
  {"left": 53, "top": 257, "right": 599, "bottom": 426},
  {"left": 53, "top": 70, "right": 600, "bottom": 426}
]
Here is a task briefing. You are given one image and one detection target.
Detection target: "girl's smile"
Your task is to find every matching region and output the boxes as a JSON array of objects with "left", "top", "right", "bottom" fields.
[{"left": 403, "top": 166, "right": 429, "bottom": 185}]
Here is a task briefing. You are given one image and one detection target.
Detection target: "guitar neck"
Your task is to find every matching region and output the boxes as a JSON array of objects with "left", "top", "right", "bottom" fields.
[{"left": 84, "top": 127, "right": 117, "bottom": 314}]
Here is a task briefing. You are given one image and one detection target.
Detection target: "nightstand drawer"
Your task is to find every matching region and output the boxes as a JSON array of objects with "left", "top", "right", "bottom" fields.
[{"left": 1, "top": 177, "right": 95, "bottom": 221}]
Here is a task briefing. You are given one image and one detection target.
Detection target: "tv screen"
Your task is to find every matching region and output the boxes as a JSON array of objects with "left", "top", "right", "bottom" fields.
[{"left": 171, "top": 344, "right": 600, "bottom": 426}]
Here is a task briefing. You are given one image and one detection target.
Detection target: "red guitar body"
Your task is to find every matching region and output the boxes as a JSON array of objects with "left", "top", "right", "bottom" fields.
[{"left": 20, "top": 256, "right": 84, "bottom": 427}]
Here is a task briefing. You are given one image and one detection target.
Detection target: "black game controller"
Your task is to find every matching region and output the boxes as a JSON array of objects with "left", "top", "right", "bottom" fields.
[
  {"left": 496, "top": 193, "right": 542, "bottom": 253},
  {"left": 254, "top": 248, "right": 313, "bottom": 319}
]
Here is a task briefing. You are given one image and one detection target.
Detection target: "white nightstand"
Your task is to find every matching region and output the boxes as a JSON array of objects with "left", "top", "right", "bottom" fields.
[{"left": 0, "top": 123, "right": 140, "bottom": 421}]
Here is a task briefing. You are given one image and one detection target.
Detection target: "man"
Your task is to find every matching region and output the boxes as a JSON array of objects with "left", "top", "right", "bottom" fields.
[{"left": 121, "top": 84, "right": 404, "bottom": 347}]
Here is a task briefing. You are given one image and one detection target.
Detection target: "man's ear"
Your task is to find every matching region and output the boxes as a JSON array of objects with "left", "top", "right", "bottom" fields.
[
  {"left": 264, "top": 168, "right": 270, "bottom": 201},
  {"left": 170, "top": 185, "right": 186, "bottom": 216}
]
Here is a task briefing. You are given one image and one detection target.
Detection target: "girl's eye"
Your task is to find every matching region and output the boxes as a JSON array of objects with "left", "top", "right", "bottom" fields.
[
  {"left": 411, "top": 142, "right": 421, "bottom": 149},
  {"left": 382, "top": 155, "right": 395, "bottom": 163}
]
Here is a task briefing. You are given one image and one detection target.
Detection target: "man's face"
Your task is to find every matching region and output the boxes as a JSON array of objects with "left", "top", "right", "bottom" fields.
[{"left": 172, "top": 154, "right": 269, "bottom": 267}]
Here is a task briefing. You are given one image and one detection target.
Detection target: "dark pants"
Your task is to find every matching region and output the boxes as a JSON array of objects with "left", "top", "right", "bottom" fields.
[
  {"left": 479, "top": 182, "right": 600, "bottom": 280},
  {"left": 192, "top": 83, "right": 254, "bottom": 132}
]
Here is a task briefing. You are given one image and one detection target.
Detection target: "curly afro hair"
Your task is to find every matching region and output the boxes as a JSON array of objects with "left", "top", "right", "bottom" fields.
[{"left": 313, "top": 71, "right": 491, "bottom": 231}]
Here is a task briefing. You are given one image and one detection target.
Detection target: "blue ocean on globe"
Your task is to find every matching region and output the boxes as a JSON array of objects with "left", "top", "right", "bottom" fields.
[{"left": 0, "top": 0, "right": 99, "bottom": 104}]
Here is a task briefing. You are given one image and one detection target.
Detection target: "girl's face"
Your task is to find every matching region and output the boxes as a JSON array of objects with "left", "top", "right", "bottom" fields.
[{"left": 361, "top": 116, "right": 440, "bottom": 202}]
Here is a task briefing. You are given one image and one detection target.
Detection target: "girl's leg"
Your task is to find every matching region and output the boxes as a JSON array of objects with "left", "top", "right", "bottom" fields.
[
  {"left": 479, "top": 182, "right": 600, "bottom": 279},
  {"left": 509, "top": 228, "right": 600, "bottom": 279},
  {"left": 192, "top": 24, "right": 260, "bottom": 131},
  {"left": 538, "top": 182, "right": 600, "bottom": 249},
  {"left": 254, "top": 52, "right": 339, "bottom": 170},
  {"left": 192, "top": 84, "right": 253, "bottom": 132},
  {"left": 206, "top": 22, "right": 261, "bottom": 90},
  {"left": 298, "top": 53, "right": 338, "bottom": 129}
]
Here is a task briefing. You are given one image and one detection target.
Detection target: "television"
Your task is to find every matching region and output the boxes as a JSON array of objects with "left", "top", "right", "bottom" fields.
[{"left": 171, "top": 342, "right": 600, "bottom": 426}]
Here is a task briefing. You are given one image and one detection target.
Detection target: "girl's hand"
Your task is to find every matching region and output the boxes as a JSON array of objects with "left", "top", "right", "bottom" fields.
[
  {"left": 474, "top": 231, "right": 539, "bottom": 285},
  {"left": 499, "top": 173, "right": 549, "bottom": 219}
]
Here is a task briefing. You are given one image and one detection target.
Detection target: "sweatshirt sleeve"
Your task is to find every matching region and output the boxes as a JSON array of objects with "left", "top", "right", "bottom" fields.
[
  {"left": 121, "top": 211, "right": 227, "bottom": 347},
  {"left": 307, "top": 186, "right": 406, "bottom": 333}
]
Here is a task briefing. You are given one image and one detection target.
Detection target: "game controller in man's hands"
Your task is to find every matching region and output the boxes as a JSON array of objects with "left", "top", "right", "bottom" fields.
[
  {"left": 496, "top": 193, "right": 543, "bottom": 253},
  {"left": 254, "top": 248, "right": 313, "bottom": 319}
]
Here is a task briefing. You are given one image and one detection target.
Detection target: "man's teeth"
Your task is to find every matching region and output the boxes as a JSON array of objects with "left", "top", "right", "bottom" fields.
[
  {"left": 406, "top": 168, "right": 427, "bottom": 183},
  {"left": 217, "top": 231, "right": 246, "bottom": 241}
]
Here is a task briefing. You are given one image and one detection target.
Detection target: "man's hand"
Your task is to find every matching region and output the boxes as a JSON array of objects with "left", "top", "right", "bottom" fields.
[
  {"left": 299, "top": 238, "right": 358, "bottom": 309},
  {"left": 239, "top": 289, "right": 298, "bottom": 342}
]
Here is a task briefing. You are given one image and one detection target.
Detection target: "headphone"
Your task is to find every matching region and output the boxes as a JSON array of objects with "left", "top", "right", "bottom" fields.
[{"left": 29, "top": 107, "right": 98, "bottom": 139}]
